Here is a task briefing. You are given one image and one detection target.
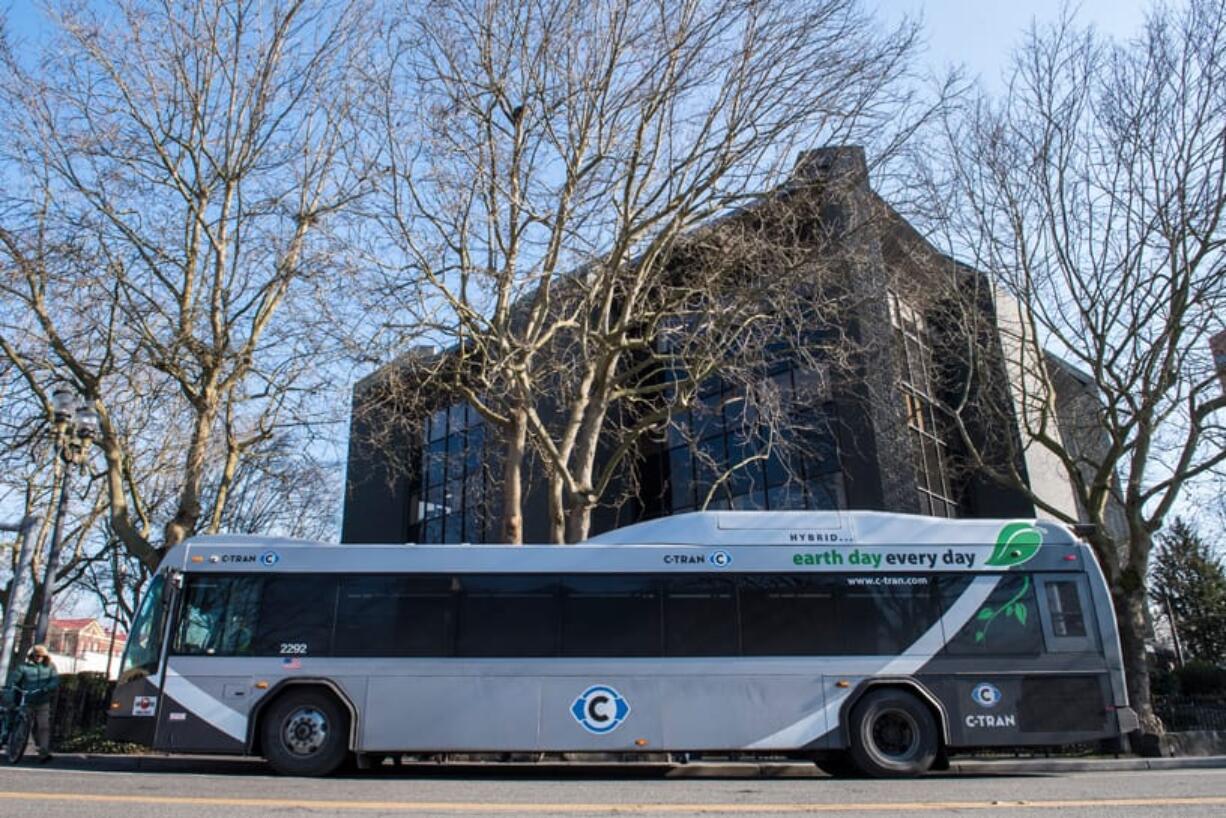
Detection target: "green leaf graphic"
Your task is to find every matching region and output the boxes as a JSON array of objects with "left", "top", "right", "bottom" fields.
[
  {"left": 1015, "top": 603, "right": 1028, "bottom": 626},
  {"left": 977, "top": 608, "right": 994, "bottom": 620},
  {"left": 986, "top": 523, "right": 1044, "bottom": 567}
]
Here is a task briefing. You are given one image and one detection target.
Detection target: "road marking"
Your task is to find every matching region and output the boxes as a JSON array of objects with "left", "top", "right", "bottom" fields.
[{"left": 1, "top": 791, "right": 1225, "bottom": 813}]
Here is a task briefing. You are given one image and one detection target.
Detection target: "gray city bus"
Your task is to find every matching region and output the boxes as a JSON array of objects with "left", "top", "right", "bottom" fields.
[{"left": 106, "top": 511, "right": 1138, "bottom": 777}]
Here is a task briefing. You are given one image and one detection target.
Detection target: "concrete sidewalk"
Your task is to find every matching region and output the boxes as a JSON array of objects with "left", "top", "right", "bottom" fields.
[{"left": 22, "top": 752, "right": 1226, "bottom": 778}]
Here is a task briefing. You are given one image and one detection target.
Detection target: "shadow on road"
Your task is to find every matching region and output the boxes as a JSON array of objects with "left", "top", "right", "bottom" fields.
[{"left": 7, "top": 754, "right": 1052, "bottom": 782}]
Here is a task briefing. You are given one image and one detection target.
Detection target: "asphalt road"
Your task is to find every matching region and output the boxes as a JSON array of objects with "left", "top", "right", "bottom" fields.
[{"left": 0, "top": 757, "right": 1224, "bottom": 817}]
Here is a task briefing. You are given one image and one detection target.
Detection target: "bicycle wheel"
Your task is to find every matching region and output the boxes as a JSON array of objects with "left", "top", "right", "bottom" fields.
[{"left": 5, "top": 711, "right": 30, "bottom": 764}]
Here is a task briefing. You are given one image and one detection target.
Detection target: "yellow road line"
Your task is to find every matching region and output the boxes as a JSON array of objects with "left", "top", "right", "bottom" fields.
[{"left": 1, "top": 791, "right": 1225, "bottom": 813}]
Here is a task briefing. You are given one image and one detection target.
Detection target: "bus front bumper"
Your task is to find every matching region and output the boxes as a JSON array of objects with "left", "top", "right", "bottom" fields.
[{"left": 106, "top": 714, "right": 156, "bottom": 747}]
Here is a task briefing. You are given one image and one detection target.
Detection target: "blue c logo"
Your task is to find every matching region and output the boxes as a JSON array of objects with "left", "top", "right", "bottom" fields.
[
  {"left": 570, "top": 685, "right": 631, "bottom": 734},
  {"left": 972, "top": 682, "right": 1002, "bottom": 708},
  {"left": 259, "top": 551, "right": 280, "bottom": 567},
  {"left": 710, "top": 550, "right": 732, "bottom": 568}
]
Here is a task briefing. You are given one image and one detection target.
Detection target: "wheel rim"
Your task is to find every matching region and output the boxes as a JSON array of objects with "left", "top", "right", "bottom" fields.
[
  {"left": 869, "top": 708, "right": 920, "bottom": 761},
  {"left": 281, "top": 706, "right": 329, "bottom": 757}
]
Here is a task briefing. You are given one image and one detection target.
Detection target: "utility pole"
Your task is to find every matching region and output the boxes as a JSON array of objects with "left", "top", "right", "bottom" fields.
[
  {"left": 33, "top": 384, "right": 98, "bottom": 646},
  {"left": 0, "top": 516, "right": 41, "bottom": 684},
  {"left": 1163, "top": 591, "right": 1185, "bottom": 669}
]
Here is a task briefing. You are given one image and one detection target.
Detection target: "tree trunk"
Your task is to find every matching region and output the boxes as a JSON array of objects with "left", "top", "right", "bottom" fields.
[
  {"left": 164, "top": 401, "right": 219, "bottom": 548},
  {"left": 499, "top": 412, "right": 528, "bottom": 544},
  {"left": 1113, "top": 581, "right": 1163, "bottom": 736},
  {"left": 565, "top": 498, "right": 593, "bottom": 544},
  {"left": 547, "top": 474, "right": 566, "bottom": 545},
  {"left": 563, "top": 401, "right": 605, "bottom": 544}
]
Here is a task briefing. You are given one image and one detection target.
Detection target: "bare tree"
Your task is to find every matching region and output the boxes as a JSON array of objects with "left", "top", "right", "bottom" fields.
[
  {"left": 922, "top": 1, "right": 1226, "bottom": 732},
  {"left": 364, "top": 0, "right": 947, "bottom": 542},
  {"left": 0, "top": 1, "right": 371, "bottom": 569}
]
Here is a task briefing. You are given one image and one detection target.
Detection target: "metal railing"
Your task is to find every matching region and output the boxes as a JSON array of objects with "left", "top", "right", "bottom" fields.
[{"left": 1154, "top": 696, "right": 1226, "bottom": 732}]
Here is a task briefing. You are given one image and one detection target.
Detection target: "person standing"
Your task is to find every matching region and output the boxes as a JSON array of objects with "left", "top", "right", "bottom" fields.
[{"left": 9, "top": 645, "right": 59, "bottom": 762}]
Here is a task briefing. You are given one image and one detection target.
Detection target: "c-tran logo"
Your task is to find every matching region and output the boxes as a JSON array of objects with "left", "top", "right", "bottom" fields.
[
  {"left": 709, "top": 550, "right": 732, "bottom": 568},
  {"left": 570, "top": 685, "right": 631, "bottom": 734},
  {"left": 972, "top": 682, "right": 1002, "bottom": 709},
  {"left": 259, "top": 551, "right": 281, "bottom": 567}
]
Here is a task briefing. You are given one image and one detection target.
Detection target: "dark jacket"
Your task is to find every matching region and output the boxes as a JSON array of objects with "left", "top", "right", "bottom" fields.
[{"left": 8, "top": 659, "right": 59, "bottom": 705}]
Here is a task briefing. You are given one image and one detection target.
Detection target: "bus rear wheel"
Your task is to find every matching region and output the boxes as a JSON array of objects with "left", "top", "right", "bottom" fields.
[
  {"left": 261, "top": 689, "right": 350, "bottom": 777},
  {"left": 847, "top": 689, "right": 938, "bottom": 778}
]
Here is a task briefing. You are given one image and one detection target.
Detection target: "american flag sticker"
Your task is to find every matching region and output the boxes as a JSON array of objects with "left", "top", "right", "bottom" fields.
[{"left": 282, "top": 657, "right": 302, "bottom": 670}]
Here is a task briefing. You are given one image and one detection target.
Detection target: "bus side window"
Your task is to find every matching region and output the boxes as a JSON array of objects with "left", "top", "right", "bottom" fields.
[
  {"left": 560, "top": 575, "right": 661, "bottom": 657},
  {"left": 664, "top": 576, "right": 737, "bottom": 656},
  {"left": 942, "top": 574, "right": 1043, "bottom": 655},
  {"left": 738, "top": 574, "right": 840, "bottom": 656},
  {"left": 1044, "top": 581, "right": 1087, "bottom": 637},
  {"left": 335, "top": 575, "right": 453, "bottom": 656},
  {"left": 839, "top": 576, "right": 938, "bottom": 655},
  {"left": 455, "top": 575, "right": 558, "bottom": 657},
  {"left": 174, "top": 576, "right": 261, "bottom": 656},
  {"left": 1036, "top": 575, "right": 1098, "bottom": 653},
  {"left": 254, "top": 575, "right": 338, "bottom": 657}
]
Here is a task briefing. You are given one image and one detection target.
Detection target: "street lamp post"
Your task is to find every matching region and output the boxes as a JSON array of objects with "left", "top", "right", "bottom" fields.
[{"left": 33, "top": 385, "right": 98, "bottom": 646}]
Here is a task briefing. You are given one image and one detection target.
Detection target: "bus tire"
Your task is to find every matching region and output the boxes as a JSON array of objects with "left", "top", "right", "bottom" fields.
[
  {"left": 847, "top": 689, "right": 938, "bottom": 778},
  {"left": 261, "top": 689, "right": 350, "bottom": 777}
]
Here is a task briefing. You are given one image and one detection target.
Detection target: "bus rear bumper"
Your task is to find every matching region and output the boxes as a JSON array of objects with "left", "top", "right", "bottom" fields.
[{"left": 1116, "top": 707, "right": 1140, "bottom": 734}]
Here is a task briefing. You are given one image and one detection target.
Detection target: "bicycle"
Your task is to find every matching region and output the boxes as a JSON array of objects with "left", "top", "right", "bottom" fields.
[{"left": 0, "top": 687, "right": 34, "bottom": 764}]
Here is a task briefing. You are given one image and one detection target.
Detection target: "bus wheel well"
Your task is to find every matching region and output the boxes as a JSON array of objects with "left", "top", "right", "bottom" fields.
[
  {"left": 841, "top": 680, "right": 949, "bottom": 749},
  {"left": 248, "top": 680, "right": 357, "bottom": 758}
]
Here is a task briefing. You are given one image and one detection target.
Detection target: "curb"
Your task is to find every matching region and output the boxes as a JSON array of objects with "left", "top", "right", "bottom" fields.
[{"left": 949, "top": 755, "right": 1226, "bottom": 775}]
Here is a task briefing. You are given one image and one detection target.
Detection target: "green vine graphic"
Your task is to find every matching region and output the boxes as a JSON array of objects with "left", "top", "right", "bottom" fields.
[{"left": 974, "top": 575, "right": 1031, "bottom": 644}]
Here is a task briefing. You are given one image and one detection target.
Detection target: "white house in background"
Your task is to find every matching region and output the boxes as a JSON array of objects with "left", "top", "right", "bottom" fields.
[{"left": 46, "top": 617, "right": 126, "bottom": 679}]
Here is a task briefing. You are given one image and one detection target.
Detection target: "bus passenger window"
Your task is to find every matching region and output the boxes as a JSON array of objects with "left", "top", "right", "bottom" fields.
[
  {"left": 174, "top": 577, "right": 261, "bottom": 656},
  {"left": 254, "top": 575, "right": 338, "bottom": 656},
  {"left": 738, "top": 575, "right": 839, "bottom": 655},
  {"left": 560, "top": 576, "right": 661, "bottom": 657},
  {"left": 664, "top": 577, "right": 737, "bottom": 656},
  {"left": 455, "top": 575, "right": 558, "bottom": 657},
  {"left": 943, "top": 574, "right": 1043, "bottom": 655},
  {"left": 839, "top": 577, "right": 936, "bottom": 654},
  {"left": 1045, "top": 581, "right": 1087, "bottom": 637},
  {"left": 335, "top": 575, "right": 453, "bottom": 656}
]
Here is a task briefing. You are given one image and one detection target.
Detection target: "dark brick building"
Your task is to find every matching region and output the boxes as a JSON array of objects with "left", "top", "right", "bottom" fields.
[{"left": 342, "top": 146, "right": 1066, "bottom": 545}]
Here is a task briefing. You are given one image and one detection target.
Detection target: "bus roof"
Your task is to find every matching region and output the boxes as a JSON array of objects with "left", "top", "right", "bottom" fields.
[{"left": 160, "top": 511, "right": 1084, "bottom": 574}]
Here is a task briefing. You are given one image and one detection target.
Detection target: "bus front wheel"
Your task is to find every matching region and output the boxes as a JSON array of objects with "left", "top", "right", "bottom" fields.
[
  {"left": 261, "top": 689, "right": 350, "bottom": 776},
  {"left": 847, "top": 689, "right": 938, "bottom": 778}
]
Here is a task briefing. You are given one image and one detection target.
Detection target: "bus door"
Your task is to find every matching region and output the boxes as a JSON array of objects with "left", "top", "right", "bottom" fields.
[
  {"left": 107, "top": 571, "right": 176, "bottom": 746},
  {"left": 155, "top": 573, "right": 261, "bottom": 754}
]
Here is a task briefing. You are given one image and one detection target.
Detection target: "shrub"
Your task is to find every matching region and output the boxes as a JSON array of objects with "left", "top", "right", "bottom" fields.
[{"left": 1175, "top": 660, "right": 1226, "bottom": 699}]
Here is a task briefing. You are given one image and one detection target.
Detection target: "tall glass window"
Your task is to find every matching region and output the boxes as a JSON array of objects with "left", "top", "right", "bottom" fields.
[
  {"left": 664, "top": 365, "right": 843, "bottom": 514},
  {"left": 414, "top": 402, "right": 487, "bottom": 543},
  {"left": 888, "top": 292, "right": 957, "bottom": 518}
]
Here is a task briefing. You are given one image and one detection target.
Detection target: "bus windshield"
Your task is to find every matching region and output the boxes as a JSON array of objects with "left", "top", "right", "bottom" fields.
[{"left": 119, "top": 573, "right": 167, "bottom": 681}]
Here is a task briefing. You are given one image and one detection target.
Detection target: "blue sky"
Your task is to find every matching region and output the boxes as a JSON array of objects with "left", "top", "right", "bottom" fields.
[
  {"left": 873, "top": 0, "right": 1153, "bottom": 92},
  {"left": 6, "top": 1, "right": 1159, "bottom": 85}
]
